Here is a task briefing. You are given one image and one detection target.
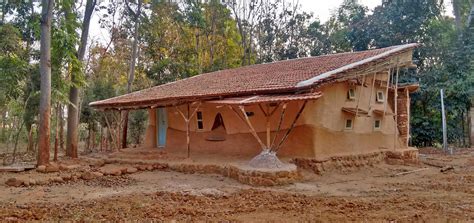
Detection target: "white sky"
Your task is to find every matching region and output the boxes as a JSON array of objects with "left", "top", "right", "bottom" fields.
[{"left": 88, "top": 0, "right": 454, "bottom": 45}]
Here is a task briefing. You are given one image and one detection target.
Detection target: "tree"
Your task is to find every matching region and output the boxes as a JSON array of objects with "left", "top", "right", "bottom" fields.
[
  {"left": 66, "top": 0, "right": 96, "bottom": 158},
  {"left": 122, "top": 0, "right": 143, "bottom": 149},
  {"left": 37, "top": 0, "right": 54, "bottom": 166}
]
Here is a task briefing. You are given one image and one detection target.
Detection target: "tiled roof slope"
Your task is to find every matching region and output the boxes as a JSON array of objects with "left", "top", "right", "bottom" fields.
[{"left": 90, "top": 43, "right": 417, "bottom": 108}]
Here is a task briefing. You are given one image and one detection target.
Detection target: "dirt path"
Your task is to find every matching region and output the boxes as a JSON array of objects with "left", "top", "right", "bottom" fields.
[{"left": 1, "top": 148, "right": 473, "bottom": 222}]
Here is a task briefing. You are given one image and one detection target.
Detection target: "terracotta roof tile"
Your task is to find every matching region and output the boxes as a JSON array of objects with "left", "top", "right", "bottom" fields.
[{"left": 90, "top": 43, "right": 417, "bottom": 109}]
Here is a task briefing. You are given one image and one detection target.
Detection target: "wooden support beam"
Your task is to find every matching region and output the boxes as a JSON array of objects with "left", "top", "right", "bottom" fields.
[
  {"left": 266, "top": 105, "right": 271, "bottom": 148},
  {"left": 273, "top": 101, "right": 308, "bottom": 153},
  {"left": 355, "top": 75, "right": 365, "bottom": 117},
  {"left": 383, "top": 68, "right": 392, "bottom": 117},
  {"left": 238, "top": 106, "right": 267, "bottom": 150},
  {"left": 175, "top": 102, "right": 201, "bottom": 158},
  {"left": 367, "top": 72, "right": 376, "bottom": 111},
  {"left": 271, "top": 103, "right": 286, "bottom": 149},
  {"left": 393, "top": 65, "right": 400, "bottom": 150}
]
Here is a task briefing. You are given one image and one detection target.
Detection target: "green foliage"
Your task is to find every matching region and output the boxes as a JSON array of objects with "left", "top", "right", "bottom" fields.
[
  {"left": 128, "top": 110, "right": 147, "bottom": 144},
  {"left": 0, "top": 24, "right": 29, "bottom": 107}
]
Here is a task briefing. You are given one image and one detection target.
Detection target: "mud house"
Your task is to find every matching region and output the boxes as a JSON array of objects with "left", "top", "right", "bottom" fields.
[{"left": 90, "top": 43, "right": 420, "bottom": 167}]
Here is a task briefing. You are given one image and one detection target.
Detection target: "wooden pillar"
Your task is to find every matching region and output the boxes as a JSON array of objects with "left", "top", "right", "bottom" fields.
[
  {"left": 393, "top": 65, "right": 400, "bottom": 150},
  {"left": 176, "top": 102, "right": 201, "bottom": 158},
  {"left": 273, "top": 101, "right": 308, "bottom": 153},
  {"left": 383, "top": 68, "right": 392, "bottom": 117},
  {"left": 239, "top": 105, "right": 267, "bottom": 150},
  {"left": 186, "top": 104, "right": 190, "bottom": 158},
  {"left": 271, "top": 103, "right": 287, "bottom": 149}
]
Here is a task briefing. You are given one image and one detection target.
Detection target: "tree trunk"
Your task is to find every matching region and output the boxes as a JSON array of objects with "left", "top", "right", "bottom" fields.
[
  {"left": 27, "top": 124, "right": 34, "bottom": 153},
  {"left": 452, "top": 0, "right": 462, "bottom": 32},
  {"left": 37, "top": 0, "right": 54, "bottom": 166},
  {"left": 54, "top": 103, "right": 59, "bottom": 161},
  {"left": 66, "top": 0, "right": 96, "bottom": 158},
  {"left": 122, "top": 0, "right": 142, "bottom": 149},
  {"left": 59, "top": 104, "right": 64, "bottom": 151}
]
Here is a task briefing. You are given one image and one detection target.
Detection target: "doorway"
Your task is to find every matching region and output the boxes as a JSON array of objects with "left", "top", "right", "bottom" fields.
[
  {"left": 206, "top": 113, "right": 226, "bottom": 141},
  {"left": 156, "top": 108, "right": 167, "bottom": 148}
]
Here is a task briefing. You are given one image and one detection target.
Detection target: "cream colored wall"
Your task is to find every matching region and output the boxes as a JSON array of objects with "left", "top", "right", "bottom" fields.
[{"left": 301, "top": 72, "right": 406, "bottom": 159}]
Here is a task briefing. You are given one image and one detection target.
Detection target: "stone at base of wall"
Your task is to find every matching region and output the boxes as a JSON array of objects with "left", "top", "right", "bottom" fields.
[
  {"left": 168, "top": 162, "right": 301, "bottom": 186},
  {"left": 105, "top": 158, "right": 301, "bottom": 186},
  {"left": 291, "top": 148, "right": 419, "bottom": 174}
]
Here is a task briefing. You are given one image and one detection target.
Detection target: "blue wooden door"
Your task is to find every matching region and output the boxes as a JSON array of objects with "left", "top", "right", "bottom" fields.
[{"left": 156, "top": 108, "right": 167, "bottom": 148}]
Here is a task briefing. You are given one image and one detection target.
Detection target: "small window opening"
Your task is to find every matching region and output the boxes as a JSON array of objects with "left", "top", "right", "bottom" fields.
[
  {"left": 374, "top": 119, "right": 381, "bottom": 130},
  {"left": 376, "top": 91, "right": 385, "bottom": 103},
  {"left": 196, "top": 111, "right": 204, "bottom": 130},
  {"left": 345, "top": 119, "right": 353, "bottom": 130},
  {"left": 245, "top": 111, "right": 254, "bottom": 117},
  {"left": 347, "top": 88, "right": 356, "bottom": 100}
]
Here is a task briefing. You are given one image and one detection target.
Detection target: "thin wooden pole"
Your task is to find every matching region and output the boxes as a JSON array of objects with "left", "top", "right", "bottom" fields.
[
  {"left": 239, "top": 106, "right": 267, "bottom": 150},
  {"left": 355, "top": 75, "right": 365, "bottom": 117},
  {"left": 175, "top": 102, "right": 202, "bottom": 158},
  {"left": 393, "top": 65, "right": 400, "bottom": 150},
  {"left": 368, "top": 72, "right": 376, "bottom": 111},
  {"left": 273, "top": 101, "right": 308, "bottom": 153},
  {"left": 440, "top": 89, "right": 450, "bottom": 154},
  {"left": 259, "top": 104, "right": 272, "bottom": 148},
  {"left": 186, "top": 104, "right": 190, "bottom": 158},
  {"left": 271, "top": 103, "right": 287, "bottom": 149},
  {"left": 383, "top": 68, "right": 392, "bottom": 117}
]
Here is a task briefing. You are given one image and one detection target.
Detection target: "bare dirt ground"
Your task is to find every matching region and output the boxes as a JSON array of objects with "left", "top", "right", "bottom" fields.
[{"left": 0, "top": 147, "right": 473, "bottom": 222}]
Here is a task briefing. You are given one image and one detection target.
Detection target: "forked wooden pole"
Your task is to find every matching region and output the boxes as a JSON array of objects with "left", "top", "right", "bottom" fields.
[
  {"left": 175, "top": 102, "right": 201, "bottom": 158},
  {"left": 273, "top": 101, "right": 308, "bottom": 153}
]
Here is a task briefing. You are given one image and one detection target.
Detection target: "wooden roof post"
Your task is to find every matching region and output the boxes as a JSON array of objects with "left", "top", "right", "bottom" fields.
[
  {"left": 258, "top": 103, "right": 272, "bottom": 149},
  {"left": 238, "top": 105, "right": 267, "bottom": 151},
  {"left": 383, "top": 68, "right": 392, "bottom": 117},
  {"left": 394, "top": 63, "right": 400, "bottom": 150},
  {"left": 368, "top": 71, "right": 376, "bottom": 111},
  {"left": 175, "top": 102, "right": 201, "bottom": 159},
  {"left": 186, "top": 103, "right": 190, "bottom": 158},
  {"left": 271, "top": 102, "right": 286, "bottom": 149},
  {"left": 273, "top": 101, "right": 308, "bottom": 153}
]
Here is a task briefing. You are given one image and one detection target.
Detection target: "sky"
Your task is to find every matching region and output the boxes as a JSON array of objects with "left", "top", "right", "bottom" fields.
[{"left": 88, "top": 0, "right": 454, "bottom": 45}]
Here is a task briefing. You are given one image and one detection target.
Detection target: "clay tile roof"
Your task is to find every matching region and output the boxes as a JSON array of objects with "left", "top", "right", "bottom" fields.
[{"left": 90, "top": 43, "right": 418, "bottom": 109}]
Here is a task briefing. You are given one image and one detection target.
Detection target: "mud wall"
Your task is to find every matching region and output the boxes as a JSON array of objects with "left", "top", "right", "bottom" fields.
[
  {"left": 142, "top": 71, "right": 410, "bottom": 160},
  {"left": 301, "top": 73, "right": 405, "bottom": 159}
]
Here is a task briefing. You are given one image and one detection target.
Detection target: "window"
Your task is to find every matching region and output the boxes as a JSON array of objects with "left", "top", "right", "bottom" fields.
[
  {"left": 196, "top": 111, "right": 204, "bottom": 130},
  {"left": 347, "top": 88, "right": 356, "bottom": 100},
  {"left": 245, "top": 111, "right": 254, "bottom": 117},
  {"left": 374, "top": 119, "right": 381, "bottom": 130},
  {"left": 345, "top": 119, "right": 353, "bottom": 130},
  {"left": 376, "top": 91, "right": 385, "bottom": 103}
]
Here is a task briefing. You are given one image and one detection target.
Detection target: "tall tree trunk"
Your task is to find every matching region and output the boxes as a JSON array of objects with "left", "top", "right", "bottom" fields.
[
  {"left": 59, "top": 104, "right": 64, "bottom": 151},
  {"left": 66, "top": 0, "right": 96, "bottom": 158},
  {"left": 122, "top": 0, "right": 142, "bottom": 149},
  {"left": 452, "top": 0, "right": 462, "bottom": 32},
  {"left": 27, "top": 124, "right": 34, "bottom": 153},
  {"left": 37, "top": 0, "right": 54, "bottom": 166},
  {"left": 54, "top": 103, "right": 59, "bottom": 161}
]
